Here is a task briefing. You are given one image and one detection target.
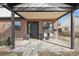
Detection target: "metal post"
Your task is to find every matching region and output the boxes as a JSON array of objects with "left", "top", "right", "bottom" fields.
[
  {"left": 71, "top": 11, "right": 75, "bottom": 49},
  {"left": 11, "top": 11, "right": 15, "bottom": 49}
]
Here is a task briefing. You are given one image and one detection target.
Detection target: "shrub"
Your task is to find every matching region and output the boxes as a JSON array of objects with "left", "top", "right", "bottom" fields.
[{"left": 0, "top": 36, "right": 11, "bottom": 46}]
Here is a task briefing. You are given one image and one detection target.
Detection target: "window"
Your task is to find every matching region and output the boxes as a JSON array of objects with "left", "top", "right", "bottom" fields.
[
  {"left": 43, "top": 22, "right": 50, "bottom": 30},
  {"left": 14, "top": 21, "right": 21, "bottom": 30}
]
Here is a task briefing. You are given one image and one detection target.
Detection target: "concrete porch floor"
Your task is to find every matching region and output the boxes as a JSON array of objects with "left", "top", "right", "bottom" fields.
[
  {"left": 0, "top": 38, "right": 78, "bottom": 56},
  {"left": 12, "top": 38, "right": 72, "bottom": 56}
]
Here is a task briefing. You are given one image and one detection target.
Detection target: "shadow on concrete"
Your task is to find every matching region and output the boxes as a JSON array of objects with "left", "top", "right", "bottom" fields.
[{"left": 41, "top": 40, "right": 70, "bottom": 49}]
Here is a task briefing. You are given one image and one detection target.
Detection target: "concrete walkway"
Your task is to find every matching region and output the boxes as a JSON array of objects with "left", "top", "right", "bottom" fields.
[{"left": 12, "top": 38, "right": 72, "bottom": 56}]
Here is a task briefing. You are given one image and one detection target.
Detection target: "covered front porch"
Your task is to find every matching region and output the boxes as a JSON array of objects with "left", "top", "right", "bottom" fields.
[{"left": 0, "top": 3, "right": 79, "bottom": 50}]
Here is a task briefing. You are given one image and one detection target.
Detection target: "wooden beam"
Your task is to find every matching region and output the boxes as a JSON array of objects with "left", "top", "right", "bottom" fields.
[
  {"left": 0, "top": 17, "right": 24, "bottom": 20},
  {"left": 57, "top": 4, "right": 79, "bottom": 20},
  {"left": 13, "top": 7, "right": 72, "bottom": 12},
  {"left": 0, "top": 3, "right": 25, "bottom": 19},
  {"left": 13, "top": 10, "right": 69, "bottom": 12},
  {"left": 65, "top": 3, "right": 79, "bottom": 8}
]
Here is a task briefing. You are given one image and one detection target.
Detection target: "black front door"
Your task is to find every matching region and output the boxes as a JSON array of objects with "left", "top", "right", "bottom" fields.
[{"left": 27, "top": 21, "right": 39, "bottom": 38}]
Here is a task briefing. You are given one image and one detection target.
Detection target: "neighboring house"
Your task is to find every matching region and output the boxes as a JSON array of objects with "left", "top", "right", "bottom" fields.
[{"left": 59, "top": 16, "right": 79, "bottom": 33}]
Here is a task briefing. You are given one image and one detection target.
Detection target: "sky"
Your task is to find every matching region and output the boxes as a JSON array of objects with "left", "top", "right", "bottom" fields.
[{"left": 59, "top": 9, "right": 79, "bottom": 25}]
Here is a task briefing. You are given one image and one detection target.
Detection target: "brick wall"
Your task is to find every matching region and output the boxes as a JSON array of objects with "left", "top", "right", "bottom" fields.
[
  {"left": 0, "top": 19, "right": 27, "bottom": 40},
  {"left": 0, "top": 18, "right": 56, "bottom": 40},
  {"left": 15, "top": 19, "right": 27, "bottom": 38}
]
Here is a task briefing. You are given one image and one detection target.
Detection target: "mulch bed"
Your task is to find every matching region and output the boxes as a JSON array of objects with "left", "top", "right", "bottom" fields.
[
  {"left": 38, "top": 50, "right": 79, "bottom": 56},
  {"left": 0, "top": 51, "right": 23, "bottom": 56}
]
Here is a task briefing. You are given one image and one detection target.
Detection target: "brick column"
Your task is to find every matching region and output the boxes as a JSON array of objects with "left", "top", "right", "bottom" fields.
[
  {"left": 39, "top": 20, "right": 43, "bottom": 39},
  {"left": 39, "top": 21, "right": 43, "bottom": 33},
  {"left": 54, "top": 21, "right": 58, "bottom": 39}
]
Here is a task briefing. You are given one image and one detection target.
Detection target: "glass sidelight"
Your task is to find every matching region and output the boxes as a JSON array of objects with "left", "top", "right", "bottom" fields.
[{"left": 43, "top": 22, "right": 54, "bottom": 39}]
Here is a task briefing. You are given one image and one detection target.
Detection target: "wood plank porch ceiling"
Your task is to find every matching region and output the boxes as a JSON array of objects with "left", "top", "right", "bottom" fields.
[
  {"left": 12, "top": 3, "right": 73, "bottom": 20},
  {"left": 18, "top": 12, "right": 67, "bottom": 19}
]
